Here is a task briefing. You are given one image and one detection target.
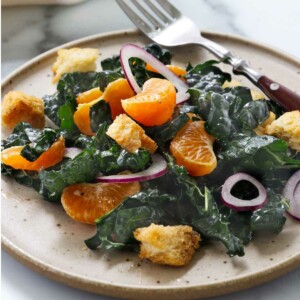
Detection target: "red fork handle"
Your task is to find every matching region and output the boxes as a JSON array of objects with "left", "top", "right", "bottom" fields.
[{"left": 257, "top": 76, "right": 300, "bottom": 111}]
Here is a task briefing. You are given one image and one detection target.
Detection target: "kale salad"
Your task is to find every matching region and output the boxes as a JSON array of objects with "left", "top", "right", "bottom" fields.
[{"left": 2, "top": 43, "right": 300, "bottom": 264}]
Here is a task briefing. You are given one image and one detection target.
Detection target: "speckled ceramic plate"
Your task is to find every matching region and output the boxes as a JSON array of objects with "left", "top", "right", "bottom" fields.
[{"left": 2, "top": 29, "right": 300, "bottom": 300}]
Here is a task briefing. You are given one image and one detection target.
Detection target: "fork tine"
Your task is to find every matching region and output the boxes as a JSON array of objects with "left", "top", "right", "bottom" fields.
[
  {"left": 155, "top": 0, "right": 181, "bottom": 19},
  {"left": 131, "top": 0, "right": 164, "bottom": 29},
  {"left": 116, "top": 0, "right": 153, "bottom": 34},
  {"left": 144, "top": 0, "right": 172, "bottom": 24}
]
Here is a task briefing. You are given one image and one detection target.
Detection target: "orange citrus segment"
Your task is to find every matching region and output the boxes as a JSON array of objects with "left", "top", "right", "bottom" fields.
[
  {"left": 61, "top": 181, "right": 141, "bottom": 224},
  {"left": 1, "top": 136, "right": 65, "bottom": 171},
  {"left": 170, "top": 121, "right": 217, "bottom": 176},
  {"left": 76, "top": 87, "right": 103, "bottom": 104},
  {"left": 100, "top": 78, "right": 135, "bottom": 119},
  {"left": 74, "top": 99, "right": 99, "bottom": 136},
  {"left": 145, "top": 64, "right": 187, "bottom": 78},
  {"left": 122, "top": 78, "right": 176, "bottom": 126}
]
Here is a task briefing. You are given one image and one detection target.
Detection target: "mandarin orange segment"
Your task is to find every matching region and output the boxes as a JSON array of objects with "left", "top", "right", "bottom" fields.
[
  {"left": 122, "top": 78, "right": 176, "bottom": 126},
  {"left": 61, "top": 181, "right": 141, "bottom": 224},
  {"left": 145, "top": 64, "right": 187, "bottom": 78},
  {"left": 74, "top": 99, "right": 99, "bottom": 136},
  {"left": 1, "top": 136, "right": 65, "bottom": 171},
  {"left": 170, "top": 121, "right": 217, "bottom": 176},
  {"left": 76, "top": 87, "right": 103, "bottom": 104},
  {"left": 100, "top": 78, "right": 135, "bottom": 119}
]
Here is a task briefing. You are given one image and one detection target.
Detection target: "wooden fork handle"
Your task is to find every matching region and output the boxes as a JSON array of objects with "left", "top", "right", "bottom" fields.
[{"left": 256, "top": 75, "right": 300, "bottom": 111}]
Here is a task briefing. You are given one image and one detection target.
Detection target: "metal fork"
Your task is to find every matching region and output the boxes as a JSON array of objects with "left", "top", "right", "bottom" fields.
[{"left": 116, "top": 0, "right": 300, "bottom": 111}]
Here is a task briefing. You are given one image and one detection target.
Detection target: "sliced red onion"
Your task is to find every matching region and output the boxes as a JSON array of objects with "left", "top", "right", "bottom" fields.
[
  {"left": 96, "top": 154, "right": 167, "bottom": 183},
  {"left": 283, "top": 169, "right": 300, "bottom": 222},
  {"left": 64, "top": 147, "right": 82, "bottom": 159},
  {"left": 221, "top": 173, "right": 267, "bottom": 211},
  {"left": 120, "top": 44, "right": 190, "bottom": 104}
]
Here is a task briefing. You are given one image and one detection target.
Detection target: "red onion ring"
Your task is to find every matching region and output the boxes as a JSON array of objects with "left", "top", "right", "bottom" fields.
[
  {"left": 96, "top": 154, "right": 167, "bottom": 183},
  {"left": 120, "top": 44, "right": 190, "bottom": 104},
  {"left": 283, "top": 169, "right": 300, "bottom": 221},
  {"left": 221, "top": 173, "right": 267, "bottom": 211}
]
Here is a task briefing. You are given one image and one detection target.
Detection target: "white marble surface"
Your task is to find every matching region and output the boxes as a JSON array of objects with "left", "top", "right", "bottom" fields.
[{"left": 1, "top": 0, "right": 300, "bottom": 299}]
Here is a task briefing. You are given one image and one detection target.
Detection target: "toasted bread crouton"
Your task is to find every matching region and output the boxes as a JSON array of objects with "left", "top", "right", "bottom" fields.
[
  {"left": 254, "top": 111, "right": 276, "bottom": 136},
  {"left": 251, "top": 89, "right": 265, "bottom": 101},
  {"left": 106, "top": 114, "right": 157, "bottom": 153},
  {"left": 266, "top": 110, "right": 300, "bottom": 151},
  {"left": 222, "top": 79, "right": 241, "bottom": 89},
  {"left": 2, "top": 91, "right": 45, "bottom": 129},
  {"left": 52, "top": 48, "right": 99, "bottom": 83},
  {"left": 134, "top": 224, "right": 200, "bottom": 266}
]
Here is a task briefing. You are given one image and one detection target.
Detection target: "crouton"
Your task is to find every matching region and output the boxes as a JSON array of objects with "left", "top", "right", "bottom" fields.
[
  {"left": 254, "top": 111, "right": 276, "bottom": 136},
  {"left": 222, "top": 79, "right": 241, "bottom": 89},
  {"left": 251, "top": 89, "right": 266, "bottom": 101},
  {"left": 52, "top": 48, "right": 99, "bottom": 83},
  {"left": 266, "top": 110, "right": 300, "bottom": 151},
  {"left": 2, "top": 91, "right": 45, "bottom": 129},
  {"left": 134, "top": 223, "right": 201, "bottom": 266},
  {"left": 106, "top": 114, "right": 157, "bottom": 153}
]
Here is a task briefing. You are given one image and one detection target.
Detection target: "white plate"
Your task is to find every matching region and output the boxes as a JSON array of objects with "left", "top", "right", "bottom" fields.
[{"left": 2, "top": 29, "right": 300, "bottom": 300}]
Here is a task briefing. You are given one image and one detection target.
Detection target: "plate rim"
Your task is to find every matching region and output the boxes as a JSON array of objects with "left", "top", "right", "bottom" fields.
[{"left": 2, "top": 28, "right": 300, "bottom": 300}]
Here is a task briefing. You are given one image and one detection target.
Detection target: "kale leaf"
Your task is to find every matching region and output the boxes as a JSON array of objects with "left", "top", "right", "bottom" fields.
[
  {"left": 144, "top": 112, "right": 190, "bottom": 148},
  {"left": 163, "top": 155, "right": 245, "bottom": 257},
  {"left": 1, "top": 122, "right": 63, "bottom": 162},
  {"left": 185, "top": 60, "right": 231, "bottom": 92},
  {"left": 190, "top": 87, "right": 270, "bottom": 140},
  {"left": 86, "top": 156, "right": 245, "bottom": 257},
  {"left": 89, "top": 100, "right": 112, "bottom": 133},
  {"left": 85, "top": 189, "right": 177, "bottom": 250},
  {"left": 43, "top": 71, "right": 122, "bottom": 130},
  {"left": 20, "top": 128, "right": 60, "bottom": 162},
  {"left": 2, "top": 122, "right": 41, "bottom": 149},
  {"left": 37, "top": 125, "right": 151, "bottom": 202},
  {"left": 100, "top": 43, "right": 172, "bottom": 87},
  {"left": 250, "top": 190, "right": 288, "bottom": 233}
]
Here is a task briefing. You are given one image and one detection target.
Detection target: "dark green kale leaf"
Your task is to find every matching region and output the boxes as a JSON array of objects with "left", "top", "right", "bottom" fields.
[
  {"left": 163, "top": 155, "right": 244, "bottom": 257},
  {"left": 73, "top": 134, "right": 94, "bottom": 149},
  {"left": 101, "top": 43, "right": 172, "bottom": 73},
  {"left": 85, "top": 189, "right": 177, "bottom": 250},
  {"left": 37, "top": 125, "right": 151, "bottom": 202},
  {"left": 89, "top": 100, "right": 112, "bottom": 133},
  {"left": 185, "top": 60, "right": 231, "bottom": 92},
  {"left": 86, "top": 155, "right": 245, "bottom": 256},
  {"left": 20, "top": 128, "right": 60, "bottom": 162},
  {"left": 1, "top": 164, "right": 41, "bottom": 192},
  {"left": 250, "top": 190, "right": 288, "bottom": 233},
  {"left": 1, "top": 123, "right": 39, "bottom": 149},
  {"left": 219, "top": 207, "right": 253, "bottom": 245},
  {"left": 144, "top": 112, "right": 190, "bottom": 148},
  {"left": 1, "top": 123, "right": 63, "bottom": 162},
  {"left": 190, "top": 88, "right": 269, "bottom": 140},
  {"left": 43, "top": 71, "right": 122, "bottom": 129},
  {"left": 205, "top": 92, "right": 235, "bottom": 139},
  {"left": 144, "top": 43, "right": 172, "bottom": 65},
  {"left": 220, "top": 135, "right": 300, "bottom": 171},
  {"left": 39, "top": 148, "right": 97, "bottom": 201},
  {"left": 101, "top": 55, "right": 122, "bottom": 72},
  {"left": 100, "top": 44, "right": 172, "bottom": 87}
]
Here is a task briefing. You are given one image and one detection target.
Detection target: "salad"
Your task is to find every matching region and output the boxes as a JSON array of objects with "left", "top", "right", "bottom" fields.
[{"left": 1, "top": 43, "right": 300, "bottom": 267}]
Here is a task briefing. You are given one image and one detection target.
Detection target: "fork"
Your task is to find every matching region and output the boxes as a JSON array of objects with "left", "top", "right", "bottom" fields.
[{"left": 116, "top": 0, "right": 300, "bottom": 111}]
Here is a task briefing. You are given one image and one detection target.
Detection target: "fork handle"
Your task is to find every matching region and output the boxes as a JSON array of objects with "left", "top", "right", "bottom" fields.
[
  {"left": 229, "top": 57, "right": 300, "bottom": 111},
  {"left": 198, "top": 38, "right": 300, "bottom": 111},
  {"left": 255, "top": 76, "right": 300, "bottom": 111}
]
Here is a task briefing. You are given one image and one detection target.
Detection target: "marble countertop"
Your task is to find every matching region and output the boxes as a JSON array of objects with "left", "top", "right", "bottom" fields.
[{"left": 2, "top": 0, "right": 300, "bottom": 299}]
